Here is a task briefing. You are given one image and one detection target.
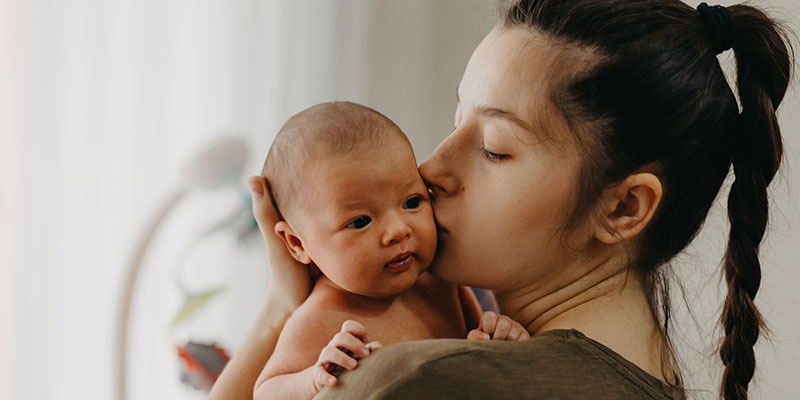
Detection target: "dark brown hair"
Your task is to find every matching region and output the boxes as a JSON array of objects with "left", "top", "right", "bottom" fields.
[{"left": 501, "top": 1, "right": 792, "bottom": 398}]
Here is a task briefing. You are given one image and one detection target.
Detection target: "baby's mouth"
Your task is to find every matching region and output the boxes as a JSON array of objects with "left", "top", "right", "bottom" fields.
[{"left": 385, "top": 252, "right": 413, "bottom": 272}]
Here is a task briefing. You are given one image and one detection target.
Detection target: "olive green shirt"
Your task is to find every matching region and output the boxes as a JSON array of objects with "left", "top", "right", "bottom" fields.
[{"left": 317, "top": 329, "right": 685, "bottom": 400}]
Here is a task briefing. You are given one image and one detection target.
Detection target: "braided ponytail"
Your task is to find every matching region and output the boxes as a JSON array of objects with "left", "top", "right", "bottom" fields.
[{"left": 720, "top": 5, "right": 791, "bottom": 400}]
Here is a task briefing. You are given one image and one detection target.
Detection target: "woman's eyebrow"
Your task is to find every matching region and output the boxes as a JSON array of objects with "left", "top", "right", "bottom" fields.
[
  {"left": 475, "top": 105, "right": 536, "bottom": 135},
  {"left": 456, "top": 84, "right": 536, "bottom": 135}
]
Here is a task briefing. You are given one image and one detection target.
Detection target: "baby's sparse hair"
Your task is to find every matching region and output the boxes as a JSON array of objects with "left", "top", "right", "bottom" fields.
[{"left": 262, "top": 101, "right": 409, "bottom": 220}]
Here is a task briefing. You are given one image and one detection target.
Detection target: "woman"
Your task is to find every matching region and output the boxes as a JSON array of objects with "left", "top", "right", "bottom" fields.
[{"left": 210, "top": 0, "right": 792, "bottom": 399}]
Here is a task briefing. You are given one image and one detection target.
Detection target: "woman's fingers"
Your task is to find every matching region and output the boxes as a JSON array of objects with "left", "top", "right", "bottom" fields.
[
  {"left": 248, "top": 175, "right": 312, "bottom": 311},
  {"left": 248, "top": 176, "right": 280, "bottom": 237}
]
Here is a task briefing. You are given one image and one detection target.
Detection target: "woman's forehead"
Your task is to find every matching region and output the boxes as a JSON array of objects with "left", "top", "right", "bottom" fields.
[
  {"left": 461, "top": 28, "right": 556, "bottom": 106},
  {"left": 460, "top": 27, "right": 584, "bottom": 146}
]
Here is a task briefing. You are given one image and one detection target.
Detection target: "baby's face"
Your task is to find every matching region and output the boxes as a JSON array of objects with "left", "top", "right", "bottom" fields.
[{"left": 294, "top": 139, "right": 437, "bottom": 298}]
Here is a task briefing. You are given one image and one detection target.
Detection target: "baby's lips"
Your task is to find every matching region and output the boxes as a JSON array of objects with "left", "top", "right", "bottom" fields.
[{"left": 386, "top": 251, "right": 412, "bottom": 264}]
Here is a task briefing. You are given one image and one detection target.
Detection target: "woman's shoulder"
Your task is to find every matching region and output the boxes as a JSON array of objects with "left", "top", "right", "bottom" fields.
[{"left": 316, "top": 329, "right": 685, "bottom": 400}]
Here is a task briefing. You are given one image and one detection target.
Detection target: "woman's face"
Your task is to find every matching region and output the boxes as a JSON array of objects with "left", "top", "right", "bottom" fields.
[{"left": 420, "top": 27, "right": 591, "bottom": 292}]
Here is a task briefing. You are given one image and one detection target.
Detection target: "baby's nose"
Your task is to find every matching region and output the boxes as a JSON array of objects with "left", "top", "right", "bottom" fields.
[{"left": 382, "top": 219, "right": 412, "bottom": 246}]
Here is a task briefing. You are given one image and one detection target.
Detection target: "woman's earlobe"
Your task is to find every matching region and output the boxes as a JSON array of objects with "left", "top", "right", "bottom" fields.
[
  {"left": 274, "top": 221, "right": 312, "bottom": 264},
  {"left": 595, "top": 172, "right": 663, "bottom": 244}
]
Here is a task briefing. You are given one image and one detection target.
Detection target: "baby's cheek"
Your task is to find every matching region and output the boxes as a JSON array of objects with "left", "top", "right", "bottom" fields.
[{"left": 423, "top": 221, "right": 439, "bottom": 261}]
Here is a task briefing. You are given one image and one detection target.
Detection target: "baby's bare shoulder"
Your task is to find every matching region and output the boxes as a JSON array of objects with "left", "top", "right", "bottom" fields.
[
  {"left": 289, "top": 283, "right": 361, "bottom": 332},
  {"left": 260, "top": 286, "right": 359, "bottom": 377}
]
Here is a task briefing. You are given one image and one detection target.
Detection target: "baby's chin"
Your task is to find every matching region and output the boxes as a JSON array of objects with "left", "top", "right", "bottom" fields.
[{"left": 337, "top": 269, "right": 424, "bottom": 300}]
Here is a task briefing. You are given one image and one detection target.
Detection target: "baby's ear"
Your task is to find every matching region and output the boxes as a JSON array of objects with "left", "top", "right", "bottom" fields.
[{"left": 274, "top": 221, "right": 312, "bottom": 264}]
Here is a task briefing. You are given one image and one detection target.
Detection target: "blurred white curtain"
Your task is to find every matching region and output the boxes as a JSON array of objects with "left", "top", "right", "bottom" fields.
[{"left": 1, "top": 0, "right": 493, "bottom": 399}]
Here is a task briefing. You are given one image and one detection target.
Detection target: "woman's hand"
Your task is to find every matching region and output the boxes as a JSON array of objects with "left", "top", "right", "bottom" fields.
[
  {"left": 248, "top": 175, "right": 312, "bottom": 313},
  {"left": 467, "top": 311, "right": 531, "bottom": 341},
  {"left": 309, "top": 320, "right": 382, "bottom": 392},
  {"left": 209, "top": 177, "right": 314, "bottom": 400}
]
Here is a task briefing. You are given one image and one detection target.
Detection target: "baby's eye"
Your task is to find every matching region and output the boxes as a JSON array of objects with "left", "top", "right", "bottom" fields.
[
  {"left": 346, "top": 216, "right": 372, "bottom": 229},
  {"left": 403, "top": 195, "right": 423, "bottom": 210}
]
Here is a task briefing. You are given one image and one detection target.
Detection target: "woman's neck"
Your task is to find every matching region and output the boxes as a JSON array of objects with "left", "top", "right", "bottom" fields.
[{"left": 494, "top": 253, "right": 673, "bottom": 384}]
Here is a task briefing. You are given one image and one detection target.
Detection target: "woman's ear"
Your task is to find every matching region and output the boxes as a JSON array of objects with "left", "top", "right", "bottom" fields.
[
  {"left": 594, "top": 172, "right": 663, "bottom": 244},
  {"left": 274, "top": 221, "right": 312, "bottom": 264}
]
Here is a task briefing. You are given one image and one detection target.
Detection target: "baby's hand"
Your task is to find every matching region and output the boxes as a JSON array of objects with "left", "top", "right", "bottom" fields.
[
  {"left": 311, "top": 320, "right": 382, "bottom": 392},
  {"left": 467, "top": 311, "right": 531, "bottom": 341}
]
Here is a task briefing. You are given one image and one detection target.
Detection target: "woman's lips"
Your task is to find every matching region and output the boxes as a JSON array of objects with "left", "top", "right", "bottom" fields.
[{"left": 385, "top": 252, "right": 413, "bottom": 272}]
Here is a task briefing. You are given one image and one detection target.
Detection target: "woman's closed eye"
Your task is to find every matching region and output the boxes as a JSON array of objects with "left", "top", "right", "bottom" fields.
[
  {"left": 481, "top": 147, "right": 510, "bottom": 162},
  {"left": 346, "top": 216, "right": 372, "bottom": 229},
  {"left": 403, "top": 195, "right": 424, "bottom": 210}
]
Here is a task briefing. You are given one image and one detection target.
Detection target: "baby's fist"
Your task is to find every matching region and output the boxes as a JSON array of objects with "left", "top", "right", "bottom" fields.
[
  {"left": 467, "top": 311, "right": 531, "bottom": 341},
  {"left": 311, "top": 320, "right": 382, "bottom": 392}
]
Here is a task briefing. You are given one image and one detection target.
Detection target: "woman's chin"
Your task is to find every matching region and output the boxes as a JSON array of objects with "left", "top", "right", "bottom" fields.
[{"left": 427, "top": 253, "right": 459, "bottom": 283}]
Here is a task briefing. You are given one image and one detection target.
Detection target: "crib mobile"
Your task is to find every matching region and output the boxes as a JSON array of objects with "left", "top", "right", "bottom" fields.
[{"left": 114, "top": 136, "right": 259, "bottom": 400}]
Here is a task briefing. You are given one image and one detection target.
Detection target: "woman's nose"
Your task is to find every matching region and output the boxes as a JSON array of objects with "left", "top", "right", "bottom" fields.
[
  {"left": 382, "top": 217, "right": 412, "bottom": 247},
  {"left": 419, "top": 133, "right": 462, "bottom": 199}
]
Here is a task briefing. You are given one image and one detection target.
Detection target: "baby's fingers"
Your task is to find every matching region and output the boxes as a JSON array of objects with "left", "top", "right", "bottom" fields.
[
  {"left": 365, "top": 341, "right": 383, "bottom": 352},
  {"left": 467, "top": 329, "right": 491, "bottom": 341},
  {"left": 311, "top": 364, "right": 338, "bottom": 389},
  {"left": 478, "top": 311, "right": 499, "bottom": 335},
  {"left": 476, "top": 311, "right": 531, "bottom": 341},
  {"left": 328, "top": 331, "right": 370, "bottom": 360},
  {"left": 319, "top": 345, "right": 358, "bottom": 371},
  {"left": 492, "top": 316, "right": 514, "bottom": 341},
  {"left": 340, "top": 320, "right": 370, "bottom": 343},
  {"left": 507, "top": 323, "right": 532, "bottom": 341}
]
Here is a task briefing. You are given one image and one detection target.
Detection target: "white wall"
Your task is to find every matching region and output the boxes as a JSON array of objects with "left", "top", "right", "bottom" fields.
[{"left": 2, "top": 0, "right": 799, "bottom": 399}]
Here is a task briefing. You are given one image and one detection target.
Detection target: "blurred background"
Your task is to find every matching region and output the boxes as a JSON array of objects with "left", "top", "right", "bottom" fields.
[{"left": 1, "top": 0, "right": 798, "bottom": 399}]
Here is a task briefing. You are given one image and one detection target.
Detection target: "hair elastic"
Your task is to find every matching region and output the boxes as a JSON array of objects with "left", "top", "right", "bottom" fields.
[{"left": 697, "top": 2, "right": 733, "bottom": 54}]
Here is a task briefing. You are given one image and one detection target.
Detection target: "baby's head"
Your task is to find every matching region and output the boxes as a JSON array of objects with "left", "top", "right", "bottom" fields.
[{"left": 262, "top": 101, "right": 436, "bottom": 298}]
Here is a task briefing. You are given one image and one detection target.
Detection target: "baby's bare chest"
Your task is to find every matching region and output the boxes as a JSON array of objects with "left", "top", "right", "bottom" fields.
[{"left": 359, "top": 283, "right": 466, "bottom": 344}]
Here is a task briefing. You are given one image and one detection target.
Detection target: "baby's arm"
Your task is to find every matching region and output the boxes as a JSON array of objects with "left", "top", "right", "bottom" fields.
[
  {"left": 253, "top": 303, "right": 381, "bottom": 400},
  {"left": 467, "top": 311, "right": 531, "bottom": 341}
]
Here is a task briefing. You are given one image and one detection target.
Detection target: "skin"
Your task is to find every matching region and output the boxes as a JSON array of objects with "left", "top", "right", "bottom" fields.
[
  {"left": 253, "top": 137, "right": 480, "bottom": 400},
  {"left": 275, "top": 137, "right": 437, "bottom": 299},
  {"left": 210, "top": 27, "right": 671, "bottom": 400}
]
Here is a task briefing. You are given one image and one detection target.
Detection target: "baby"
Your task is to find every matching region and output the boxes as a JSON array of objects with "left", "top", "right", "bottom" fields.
[{"left": 252, "top": 101, "right": 482, "bottom": 400}]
